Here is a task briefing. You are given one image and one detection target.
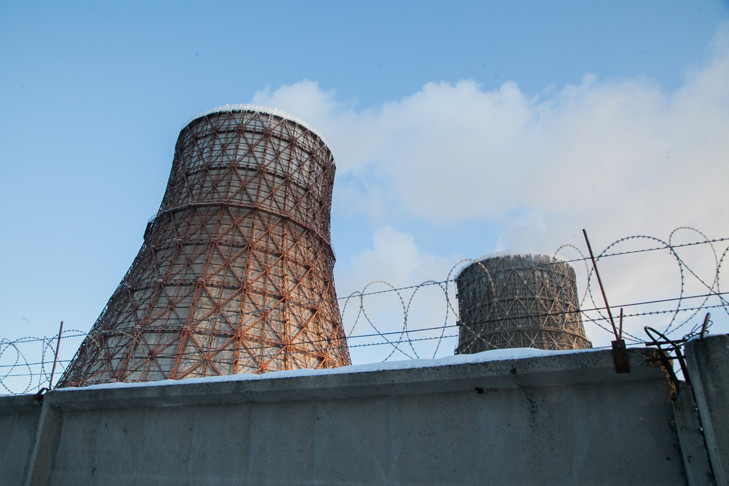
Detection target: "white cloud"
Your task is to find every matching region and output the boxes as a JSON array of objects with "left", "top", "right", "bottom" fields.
[
  {"left": 253, "top": 28, "right": 729, "bottom": 249},
  {"left": 254, "top": 25, "right": 729, "bottom": 347},
  {"left": 336, "top": 226, "right": 451, "bottom": 291}
]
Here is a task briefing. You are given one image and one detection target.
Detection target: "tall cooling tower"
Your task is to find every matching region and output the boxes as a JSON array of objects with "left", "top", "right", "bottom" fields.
[
  {"left": 455, "top": 254, "right": 591, "bottom": 353},
  {"left": 59, "top": 105, "right": 351, "bottom": 387}
]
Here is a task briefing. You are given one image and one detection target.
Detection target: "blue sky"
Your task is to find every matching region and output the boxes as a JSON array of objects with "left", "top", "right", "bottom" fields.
[{"left": 1, "top": 1, "right": 728, "bottom": 373}]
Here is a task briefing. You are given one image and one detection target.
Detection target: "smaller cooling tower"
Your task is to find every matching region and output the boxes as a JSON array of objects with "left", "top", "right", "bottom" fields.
[{"left": 455, "top": 254, "right": 591, "bottom": 353}]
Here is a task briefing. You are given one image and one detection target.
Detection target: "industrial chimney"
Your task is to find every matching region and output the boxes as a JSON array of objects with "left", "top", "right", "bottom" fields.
[
  {"left": 455, "top": 254, "right": 592, "bottom": 353},
  {"left": 59, "top": 105, "right": 351, "bottom": 387}
]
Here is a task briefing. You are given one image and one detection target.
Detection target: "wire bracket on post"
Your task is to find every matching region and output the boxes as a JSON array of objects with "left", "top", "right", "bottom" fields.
[
  {"left": 644, "top": 326, "right": 687, "bottom": 386},
  {"left": 611, "top": 308, "right": 629, "bottom": 373},
  {"left": 611, "top": 338, "right": 630, "bottom": 374},
  {"left": 699, "top": 312, "right": 711, "bottom": 339}
]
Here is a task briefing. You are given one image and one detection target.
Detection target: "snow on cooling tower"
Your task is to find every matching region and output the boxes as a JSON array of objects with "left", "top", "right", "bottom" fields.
[
  {"left": 59, "top": 105, "right": 351, "bottom": 387},
  {"left": 455, "top": 254, "right": 592, "bottom": 353}
]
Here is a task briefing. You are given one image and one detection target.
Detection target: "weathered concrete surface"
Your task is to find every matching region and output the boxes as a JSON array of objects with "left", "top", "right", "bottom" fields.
[
  {"left": 5, "top": 348, "right": 687, "bottom": 485},
  {"left": 685, "top": 334, "right": 729, "bottom": 485},
  {"left": 674, "top": 382, "right": 716, "bottom": 485},
  {"left": 0, "top": 395, "right": 41, "bottom": 485}
]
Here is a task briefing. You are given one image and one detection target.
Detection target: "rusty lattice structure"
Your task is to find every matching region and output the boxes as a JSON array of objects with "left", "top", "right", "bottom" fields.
[
  {"left": 455, "top": 254, "right": 592, "bottom": 353},
  {"left": 59, "top": 105, "right": 351, "bottom": 387}
]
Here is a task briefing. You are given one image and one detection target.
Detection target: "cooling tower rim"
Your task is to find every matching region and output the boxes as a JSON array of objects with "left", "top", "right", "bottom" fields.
[
  {"left": 453, "top": 252, "right": 570, "bottom": 280},
  {"left": 183, "top": 104, "right": 332, "bottom": 154}
]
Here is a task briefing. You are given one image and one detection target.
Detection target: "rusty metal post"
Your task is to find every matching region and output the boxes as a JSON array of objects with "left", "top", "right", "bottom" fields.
[
  {"left": 583, "top": 229, "right": 629, "bottom": 373},
  {"left": 48, "top": 321, "right": 63, "bottom": 389}
]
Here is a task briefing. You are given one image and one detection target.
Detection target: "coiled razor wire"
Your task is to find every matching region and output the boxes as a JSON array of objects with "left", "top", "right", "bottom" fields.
[
  {"left": 2, "top": 227, "right": 727, "bottom": 395},
  {"left": 0, "top": 330, "right": 86, "bottom": 395}
]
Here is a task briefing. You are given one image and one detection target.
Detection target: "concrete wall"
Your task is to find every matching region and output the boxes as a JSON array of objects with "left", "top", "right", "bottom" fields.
[
  {"left": 0, "top": 346, "right": 699, "bottom": 485},
  {"left": 0, "top": 395, "right": 41, "bottom": 484},
  {"left": 685, "top": 334, "right": 729, "bottom": 485}
]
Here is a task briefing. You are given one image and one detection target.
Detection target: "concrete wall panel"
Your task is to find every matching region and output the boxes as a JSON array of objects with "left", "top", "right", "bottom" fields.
[
  {"left": 685, "top": 334, "right": 729, "bottom": 485},
  {"left": 0, "top": 396, "right": 41, "bottom": 485},
  {"left": 2, "top": 347, "right": 698, "bottom": 485}
]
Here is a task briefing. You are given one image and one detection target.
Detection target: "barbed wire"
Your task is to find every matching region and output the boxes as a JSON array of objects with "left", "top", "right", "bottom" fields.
[{"left": 2, "top": 228, "right": 727, "bottom": 395}]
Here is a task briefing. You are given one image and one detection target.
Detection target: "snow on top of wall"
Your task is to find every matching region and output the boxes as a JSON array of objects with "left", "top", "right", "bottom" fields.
[
  {"left": 56, "top": 347, "right": 596, "bottom": 393},
  {"left": 182, "top": 104, "right": 331, "bottom": 149}
]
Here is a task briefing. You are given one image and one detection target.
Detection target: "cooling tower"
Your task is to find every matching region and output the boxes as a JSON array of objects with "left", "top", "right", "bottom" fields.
[
  {"left": 59, "top": 105, "right": 351, "bottom": 387},
  {"left": 455, "top": 254, "right": 591, "bottom": 353}
]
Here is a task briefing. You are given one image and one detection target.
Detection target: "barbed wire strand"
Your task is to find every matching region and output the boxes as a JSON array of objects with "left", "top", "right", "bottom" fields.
[{"left": 2, "top": 229, "right": 727, "bottom": 395}]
